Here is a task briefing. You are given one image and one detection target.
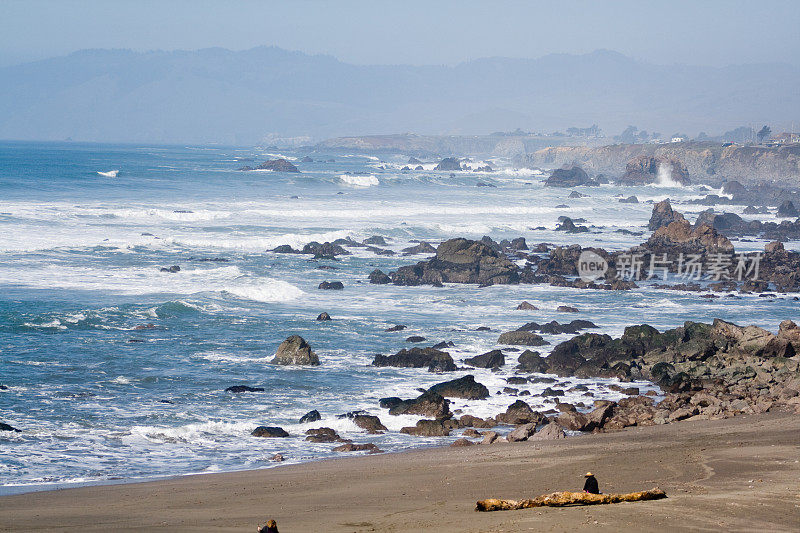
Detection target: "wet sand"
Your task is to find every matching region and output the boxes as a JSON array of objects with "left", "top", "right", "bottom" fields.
[{"left": 1, "top": 412, "right": 798, "bottom": 532}]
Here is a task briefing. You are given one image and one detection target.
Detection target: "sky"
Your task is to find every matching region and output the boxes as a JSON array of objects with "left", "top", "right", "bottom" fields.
[{"left": 0, "top": 0, "right": 798, "bottom": 68}]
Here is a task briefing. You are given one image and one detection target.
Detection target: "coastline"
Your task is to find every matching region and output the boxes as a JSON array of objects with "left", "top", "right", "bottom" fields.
[{"left": 1, "top": 412, "right": 797, "bottom": 532}]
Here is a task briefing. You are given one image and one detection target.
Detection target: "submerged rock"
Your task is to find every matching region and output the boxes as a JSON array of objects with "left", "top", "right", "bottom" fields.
[
  {"left": 225, "top": 385, "right": 264, "bottom": 393},
  {"left": 248, "top": 159, "right": 300, "bottom": 173}
]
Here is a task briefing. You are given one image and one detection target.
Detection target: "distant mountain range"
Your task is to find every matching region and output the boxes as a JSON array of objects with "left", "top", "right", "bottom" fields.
[{"left": 0, "top": 46, "right": 797, "bottom": 145}]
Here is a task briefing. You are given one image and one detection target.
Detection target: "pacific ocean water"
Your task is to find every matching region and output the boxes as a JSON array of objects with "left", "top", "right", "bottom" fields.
[{"left": 0, "top": 141, "right": 796, "bottom": 493}]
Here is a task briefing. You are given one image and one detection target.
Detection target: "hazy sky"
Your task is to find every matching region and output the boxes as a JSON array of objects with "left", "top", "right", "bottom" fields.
[{"left": 1, "top": 0, "right": 798, "bottom": 67}]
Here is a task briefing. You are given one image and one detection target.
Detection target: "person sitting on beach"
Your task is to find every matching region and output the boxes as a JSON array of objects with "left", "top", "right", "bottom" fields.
[
  {"left": 257, "top": 519, "right": 279, "bottom": 533},
  {"left": 583, "top": 472, "right": 600, "bottom": 494}
]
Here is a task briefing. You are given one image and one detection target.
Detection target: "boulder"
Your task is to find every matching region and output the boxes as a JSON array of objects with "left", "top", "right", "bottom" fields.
[
  {"left": 388, "top": 390, "right": 451, "bottom": 418},
  {"left": 333, "top": 442, "right": 382, "bottom": 453},
  {"left": 545, "top": 166, "right": 596, "bottom": 187},
  {"left": 363, "top": 235, "right": 387, "bottom": 246},
  {"left": 481, "top": 431, "right": 500, "bottom": 445},
  {"left": 353, "top": 414, "right": 388, "bottom": 433},
  {"left": 252, "top": 426, "right": 290, "bottom": 438},
  {"left": 305, "top": 427, "right": 347, "bottom": 443},
  {"left": 506, "top": 422, "right": 536, "bottom": 442},
  {"left": 516, "top": 350, "right": 548, "bottom": 373},
  {"left": 556, "top": 410, "right": 592, "bottom": 431},
  {"left": 619, "top": 196, "right": 639, "bottom": 204},
  {"left": 459, "top": 414, "right": 496, "bottom": 429},
  {"left": 557, "top": 305, "right": 579, "bottom": 313},
  {"left": 299, "top": 409, "right": 322, "bottom": 423},
  {"left": 385, "top": 324, "right": 406, "bottom": 332},
  {"left": 530, "top": 422, "right": 566, "bottom": 440},
  {"left": 400, "top": 419, "right": 451, "bottom": 437},
  {"left": 271, "top": 335, "right": 320, "bottom": 366},
  {"left": 372, "top": 347, "right": 456, "bottom": 372},
  {"left": 516, "top": 301, "right": 539, "bottom": 310},
  {"left": 464, "top": 350, "right": 505, "bottom": 368},
  {"left": 302, "top": 241, "right": 350, "bottom": 258},
  {"left": 428, "top": 375, "right": 490, "bottom": 400},
  {"left": 451, "top": 438, "right": 475, "bottom": 447},
  {"left": 369, "top": 269, "right": 392, "bottom": 284},
  {"left": 555, "top": 217, "right": 589, "bottom": 233},
  {"left": 318, "top": 281, "right": 344, "bottom": 290},
  {"left": 316, "top": 312, "right": 332, "bottom": 321},
  {"left": 434, "top": 157, "right": 462, "bottom": 171},
  {"left": 406, "top": 336, "right": 426, "bottom": 343},
  {"left": 495, "top": 400, "right": 547, "bottom": 425},
  {"left": 497, "top": 331, "right": 548, "bottom": 346}
]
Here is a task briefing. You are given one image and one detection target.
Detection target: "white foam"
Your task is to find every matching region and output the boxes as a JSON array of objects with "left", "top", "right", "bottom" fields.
[
  {"left": 97, "top": 170, "right": 119, "bottom": 178},
  {"left": 339, "top": 174, "right": 379, "bottom": 187}
]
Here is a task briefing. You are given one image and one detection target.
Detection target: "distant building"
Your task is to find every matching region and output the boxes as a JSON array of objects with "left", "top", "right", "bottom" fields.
[
  {"left": 670, "top": 137, "right": 686, "bottom": 143},
  {"left": 772, "top": 132, "right": 800, "bottom": 144}
]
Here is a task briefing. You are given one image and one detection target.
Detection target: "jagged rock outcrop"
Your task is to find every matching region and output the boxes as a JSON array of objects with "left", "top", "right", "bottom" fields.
[
  {"left": 464, "top": 350, "right": 505, "bottom": 368},
  {"left": 434, "top": 157, "right": 462, "bottom": 171},
  {"left": 648, "top": 199, "right": 687, "bottom": 231},
  {"left": 387, "top": 238, "right": 519, "bottom": 286},
  {"left": 388, "top": 390, "right": 451, "bottom": 418},
  {"left": 618, "top": 155, "right": 690, "bottom": 185}
]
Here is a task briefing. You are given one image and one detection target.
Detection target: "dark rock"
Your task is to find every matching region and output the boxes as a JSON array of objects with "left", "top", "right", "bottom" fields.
[
  {"left": 316, "top": 312, "right": 332, "bottom": 321},
  {"left": 451, "top": 438, "right": 476, "bottom": 447},
  {"left": 777, "top": 200, "right": 799, "bottom": 218},
  {"left": 495, "top": 400, "right": 547, "bottom": 425},
  {"left": 251, "top": 426, "right": 289, "bottom": 438},
  {"left": 379, "top": 397, "right": 403, "bottom": 409},
  {"left": 619, "top": 155, "right": 690, "bottom": 185},
  {"left": 304, "top": 427, "right": 346, "bottom": 443},
  {"left": 557, "top": 305, "right": 579, "bottom": 313},
  {"left": 389, "top": 390, "right": 450, "bottom": 418},
  {"left": 333, "top": 442, "right": 382, "bottom": 453},
  {"left": 225, "top": 385, "right": 264, "bottom": 393},
  {"left": 273, "top": 244, "right": 300, "bottom": 253},
  {"left": 569, "top": 191, "right": 588, "bottom": 198},
  {"left": 299, "top": 410, "right": 322, "bottom": 424},
  {"left": 516, "top": 301, "right": 539, "bottom": 310},
  {"left": 160, "top": 265, "right": 181, "bottom": 273},
  {"left": 271, "top": 335, "right": 320, "bottom": 366},
  {"left": 464, "top": 349, "right": 505, "bottom": 368},
  {"left": 432, "top": 341, "right": 455, "bottom": 350},
  {"left": 428, "top": 375, "right": 490, "bottom": 400},
  {"left": 402, "top": 242, "right": 437, "bottom": 255},
  {"left": 302, "top": 241, "right": 350, "bottom": 258},
  {"left": 353, "top": 414, "right": 388, "bottom": 433},
  {"left": 252, "top": 159, "right": 300, "bottom": 173},
  {"left": 516, "top": 350, "right": 548, "bottom": 373},
  {"left": 619, "top": 195, "right": 639, "bottom": 204},
  {"left": 406, "top": 336, "right": 426, "bottom": 343},
  {"left": 434, "top": 157, "right": 462, "bottom": 171},
  {"left": 0, "top": 422, "right": 20, "bottom": 432},
  {"left": 369, "top": 269, "right": 392, "bottom": 284},
  {"left": 555, "top": 217, "right": 589, "bottom": 233},
  {"left": 363, "top": 235, "right": 388, "bottom": 246},
  {"left": 497, "top": 331, "right": 548, "bottom": 346},
  {"left": 545, "top": 166, "right": 596, "bottom": 187},
  {"left": 400, "top": 419, "right": 451, "bottom": 436},
  {"left": 385, "top": 324, "right": 406, "bottom": 332},
  {"left": 372, "top": 347, "right": 456, "bottom": 372},
  {"left": 318, "top": 281, "right": 344, "bottom": 290},
  {"left": 389, "top": 238, "right": 519, "bottom": 286}
]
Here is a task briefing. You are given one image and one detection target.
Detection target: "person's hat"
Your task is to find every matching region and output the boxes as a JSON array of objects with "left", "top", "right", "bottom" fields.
[{"left": 584, "top": 472, "right": 594, "bottom": 477}]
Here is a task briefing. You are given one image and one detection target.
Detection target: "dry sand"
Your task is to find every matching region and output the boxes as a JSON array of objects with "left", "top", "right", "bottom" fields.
[{"left": 1, "top": 412, "right": 798, "bottom": 532}]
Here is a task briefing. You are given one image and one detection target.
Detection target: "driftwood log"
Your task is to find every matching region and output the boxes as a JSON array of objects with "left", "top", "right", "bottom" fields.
[{"left": 476, "top": 488, "right": 666, "bottom": 512}]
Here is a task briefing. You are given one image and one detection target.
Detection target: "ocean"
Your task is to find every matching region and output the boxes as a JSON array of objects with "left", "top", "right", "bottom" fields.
[{"left": 0, "top": 141, "right": 796, "bottom": 494}]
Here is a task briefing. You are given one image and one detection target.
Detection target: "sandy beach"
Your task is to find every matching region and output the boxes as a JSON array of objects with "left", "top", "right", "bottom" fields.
[{"left": 1, "top": 412, "right": 798, "bottom": 532}]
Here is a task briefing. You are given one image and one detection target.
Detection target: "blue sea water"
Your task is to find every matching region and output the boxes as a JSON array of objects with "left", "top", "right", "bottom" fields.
[{"left": 0, "top": 141, "right": 797, "bottom": 493}]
